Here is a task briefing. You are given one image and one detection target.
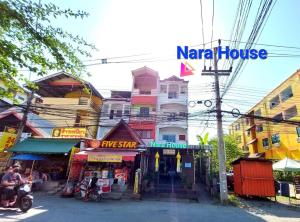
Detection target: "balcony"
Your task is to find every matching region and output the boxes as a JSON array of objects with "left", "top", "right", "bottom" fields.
[{"left": 35, "top": 97, "right": 101, "bottom": 113}]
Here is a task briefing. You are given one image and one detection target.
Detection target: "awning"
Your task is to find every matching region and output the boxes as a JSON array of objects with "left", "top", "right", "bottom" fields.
[
  {"left": 73, "top": 150, "right": 138, "bottom": 162},
  {"left": 10, "top": 138, "right": 79, "bottom": 154}
]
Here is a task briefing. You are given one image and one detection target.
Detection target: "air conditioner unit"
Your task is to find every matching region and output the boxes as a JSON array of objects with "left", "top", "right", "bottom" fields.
[
  {"left": 263, "top": 145, "right": 270, "bottom": 150},
  {"left": 273, "top": 142, "right": 280, "bottom": 147}
]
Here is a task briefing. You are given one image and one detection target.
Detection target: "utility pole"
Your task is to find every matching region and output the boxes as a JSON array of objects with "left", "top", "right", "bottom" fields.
[
  {"left": 201, "top": 40, "right": 232, "bottom": 203},
  {"left": 15, "top": 91, "right": 34, "bottom": 143}
]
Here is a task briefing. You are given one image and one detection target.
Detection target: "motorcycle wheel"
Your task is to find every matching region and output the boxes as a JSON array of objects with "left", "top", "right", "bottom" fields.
[{"left": 20, "top": 196, "right": 33, "bottom": 212}]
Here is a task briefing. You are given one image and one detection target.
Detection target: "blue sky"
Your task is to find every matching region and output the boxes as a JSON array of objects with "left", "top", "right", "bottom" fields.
[{"left": 34, "top": 0, "right": 300, "bottom": 143}]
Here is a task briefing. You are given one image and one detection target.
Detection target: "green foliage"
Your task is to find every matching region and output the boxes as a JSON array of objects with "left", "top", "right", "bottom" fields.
[
  {"left": 0, "top": 0, "right": 96, "bottom": 97},
  {"left": 197, "top": 132, "right": 209, "bottom": 146},
  {"left": 209, "top": 134, "right": 244, "bottom": 173},
  {"left": 273, "top": 171, "right": 300, "bottom": 182}
]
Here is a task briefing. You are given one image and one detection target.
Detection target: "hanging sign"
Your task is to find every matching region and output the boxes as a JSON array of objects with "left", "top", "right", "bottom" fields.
[
  {"left": 0, "top": 132, "right": 17, "bottom": 152},
  {"left": 52, "top": 128, "right": 86, "bottom": 138},
  {"left": 163, "top": 149, "right": 176, "bottom": 155},
  {"left": 87, "top": 154, "right": 122, "bottom": 162}
]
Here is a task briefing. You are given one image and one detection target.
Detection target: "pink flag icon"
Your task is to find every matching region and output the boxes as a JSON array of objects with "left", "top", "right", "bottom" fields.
[{"left": 180, "top": 62, "right": 195, "bottom": 77}]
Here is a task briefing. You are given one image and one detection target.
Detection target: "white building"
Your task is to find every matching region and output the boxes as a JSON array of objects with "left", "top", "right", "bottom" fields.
[
  {"left": 156, "top": 75, "right": 188, "bottom": 145},
  {"left": 97, "top": 91, "right": 131, "bottom": 139}
]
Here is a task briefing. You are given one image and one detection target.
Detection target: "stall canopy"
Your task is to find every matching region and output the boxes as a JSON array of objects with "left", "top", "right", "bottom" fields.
[
  {"left": 10, "top": 138, "right": 80, "bottom": 154},
  {"left": 272, "top": 157, "right": 300, "bottom": 172},
  {"left": 11, "top": 154, "right": 45, "bottom": 160}
]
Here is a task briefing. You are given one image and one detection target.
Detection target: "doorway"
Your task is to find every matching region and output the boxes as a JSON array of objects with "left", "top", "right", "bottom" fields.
[{"left": 159, "top": 156, "right": 180, "bottom": 184}]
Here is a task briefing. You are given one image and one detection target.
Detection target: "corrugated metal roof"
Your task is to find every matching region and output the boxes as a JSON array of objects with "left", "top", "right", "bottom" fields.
[{"left": 10, "top": 138, "right": 79, "bottom": 154}]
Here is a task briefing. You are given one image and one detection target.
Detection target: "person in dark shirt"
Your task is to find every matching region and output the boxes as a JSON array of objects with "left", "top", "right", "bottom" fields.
[
  {"left": 1, "top": 164, "right": 24, "bottom": 207},
  {"left": 90, "top": 172, "right": 98, "bottom": 189}
]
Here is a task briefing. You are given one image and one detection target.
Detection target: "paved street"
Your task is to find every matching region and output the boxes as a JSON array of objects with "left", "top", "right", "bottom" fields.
[{"left": 0, "top": 195, "right": 299, "bottom": 222}]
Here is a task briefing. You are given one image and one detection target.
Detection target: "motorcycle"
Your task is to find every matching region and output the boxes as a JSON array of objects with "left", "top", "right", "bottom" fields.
[
  {"left": 0, "top": 183, "right": 33, "bottom": 212},
  {"left": 74, "top": 178, "right": 102, "bottom": 202}
]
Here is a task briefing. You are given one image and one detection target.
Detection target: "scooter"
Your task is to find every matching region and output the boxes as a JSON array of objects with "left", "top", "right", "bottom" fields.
[
  {"left": 74, "top": 178, "right": 102, "bottom": 202},
  {"left": 0, "top": 183, "right": 33, "bottom": 212}
]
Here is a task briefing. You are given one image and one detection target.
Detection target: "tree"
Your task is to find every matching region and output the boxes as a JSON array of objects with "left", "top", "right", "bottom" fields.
[
  {"left": 0, "top": 0, "right": 95, "bottom": 98},
  {"left": 209, "top": 134, "right": 244, "bottom": 174}
]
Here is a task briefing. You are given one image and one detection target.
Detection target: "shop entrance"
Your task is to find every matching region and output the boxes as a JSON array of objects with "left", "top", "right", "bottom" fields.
[{"left": 159, "top": 156, "right": 180, "bottom": 184}]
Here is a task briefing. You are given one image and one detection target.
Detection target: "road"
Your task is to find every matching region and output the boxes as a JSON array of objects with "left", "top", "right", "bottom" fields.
[{"left": 0, "top": 194, "right": 299, "bottom": 222}]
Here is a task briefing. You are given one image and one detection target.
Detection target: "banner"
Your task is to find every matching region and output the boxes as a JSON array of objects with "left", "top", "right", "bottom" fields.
[
  {"left": 52, "top": 128, "right": 86, "bottom": 138},
  {"left": 0, "top": 132, "right": 17, "bottom": 152},
  {"left": 87, "top": 155, "right": 122, "bottom": 163}
]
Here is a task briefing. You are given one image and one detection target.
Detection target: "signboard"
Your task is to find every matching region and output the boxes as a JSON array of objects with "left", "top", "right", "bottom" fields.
[
  {"left": 184, "top": 162, "right": 192, "bottom": 168},
  {"left": 0, "top": 132, "right": 17, "bottom": 152},
  {"left": 294, "top": 176, "right": 300, "bottom": 194},
  {"left": 87, "top": 140, "right": 137, "bottom": 149},
  {"left": 149, "top": 141, "right": 187, "bottom": 149},
  {"left": 52, "top": 128, "right": 86, "bottom": 138},
  {"left": 87, "top": 154, "right": 122, "bottom": 162},
  {"left": 163, "top": 149, "right": 176, "bottom": 155}
]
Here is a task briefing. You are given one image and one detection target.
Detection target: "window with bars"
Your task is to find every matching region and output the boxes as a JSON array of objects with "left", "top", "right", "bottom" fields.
[
  {"left": 280, "top": 86, "right": 293, "bottom": 102},
  {"left": 163, "top": 135, "right": 176, "bottom": 143},
  {"left": 139, "top": 107, "right": 150, "bottom": 117},
  {"left": 284, "top": 106, "right": 297, "bottom": 120},
  {"left": 136, "top": 130, "right": 151, "bottom": 139}
]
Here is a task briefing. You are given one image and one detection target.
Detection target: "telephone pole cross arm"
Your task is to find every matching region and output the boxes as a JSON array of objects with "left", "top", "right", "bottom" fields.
[{"left": 201, "top": 41, "right": 232, "bottom": 203}]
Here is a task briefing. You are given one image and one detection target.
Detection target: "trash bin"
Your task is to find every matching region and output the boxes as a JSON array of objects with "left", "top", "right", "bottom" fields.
[{"left": 280, "top": 182, "right": 290, "bottom": 197}]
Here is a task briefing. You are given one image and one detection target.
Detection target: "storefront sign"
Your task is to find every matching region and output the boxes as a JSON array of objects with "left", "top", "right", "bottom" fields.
[
  {"left": 87, "top": 140, "right": 137, "bottom": 149},
  {"left": 0, "top": 132, "right": 17, "bottom": 152},
  {"left": 52, "top": 128, "right": 86, "bottom": 138},
  {"left": 185, "top": 162, "right": 192, "bottom": 168},
  {"left": 163, "top": 149, "right": 176, "bottom": 155},
  {"left": 87, "top": 154, "right": 122, "bottom": 162},
  {"left": 149, "top": 141, "right": 187, "bottom": 149}
]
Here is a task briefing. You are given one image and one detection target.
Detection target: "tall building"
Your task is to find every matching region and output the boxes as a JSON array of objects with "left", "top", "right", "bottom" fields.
[
  {"left": 229, "top": 69, "right": 300, "bottom": 160},
  {"left": 156, "top": 75, "right": 188, "bottom": 146},
  {"left": 129, "top": 67, "right": 159, "bottom": 144},
  {"left": 97, "top": 90, "right": 131, "bottom": 139},
  {"left": 32, "top": 71, "right": 103, "bottom": 138}
]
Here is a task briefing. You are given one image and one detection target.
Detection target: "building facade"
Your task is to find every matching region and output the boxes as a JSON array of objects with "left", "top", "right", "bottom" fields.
[
  {"left": 97, "top": 91, "right": 131, "bottom": 139},
  {"left": 32, "top": 71, "right": 103, "bottom": 138},
  {"left": 230, "top": 69, "right": 300, "bottom": 160}
]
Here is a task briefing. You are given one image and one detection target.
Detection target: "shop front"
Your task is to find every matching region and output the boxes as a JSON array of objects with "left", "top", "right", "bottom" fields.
[
  {"left": 70, "top": 120, "right": 146, "bottom": 196},
  {"left": 146, "top": 141, "right": 199, "bottom": 193},
  {"left": 9, "top": 138, "right": 80, "bottom": 184}
]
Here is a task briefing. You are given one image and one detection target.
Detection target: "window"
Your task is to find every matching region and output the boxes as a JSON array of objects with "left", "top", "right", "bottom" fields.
[
  {"left": 280, "top": 86, "right": 293, "bottom": 102},
  {"left": 160, "top": 85, "right": 167, "bottom": 93},
  {"left": 246, "top": 130, "right": 250, "bottom": 136},
  {"left": 256, "top": 124, "right": 263, "bottom": 132},
  {"left": 284, "top": 106, "right": 297, "bottom": 120},
  {"left": 296, "top": 126, "right": 300, "bottom": 137},
  {"left": 140, "top": 90, "right": 151, "bottom": 95},
  {"left": 179, "top": 112, "right": 187, "bottom": 118},
  {"left": 137, "top": 130, "right": 151, "bottom": 139},
  {"left": 236, "top": 135, "right": 242, "bottom": 143},
  {"left": 139, "top": 107, "right": 150, "bottom": 117},
  {"left": 254, "top": 109, "right": 261, "bottom": 116},
  {"left": 74, "top": 114, "right": 81, "bottom": 126},
  {"left": 101, "top": 104, "right": 109, "bottom": 115},
  {"left": 262, "top": 138, "right": 269, "bottom": 147},
  {"left": 116, "top": 110, "right": 122, "bottom": 117},
  {"left": 180, "top": 86, "right": 187, "bottom": 94},
  {"left": 271, "top": 134, "right": 280, "bottom": 144},
  {"left": 109, "top": 110, "right": 114, "bottom": 119},
  {"left": 163, "top": 135, "right": 176, "bottom": 143},
  {"left": 269, "top": 95, "right": 280, "bottom": 109},
  {"left": 179, "top": 135, "right": 186, "bottom": 141},
  {"left": 235, "top": 123, "right": 240, "bottom": 131},
  {"left": 273, "top": 113, "right": 283, "bottom": 123},
  {"left": 168, "top": 92, "right": 177, "bottom": 99},
  {"left": 123, "top": 105, "right": 130, "bottom": 116}
]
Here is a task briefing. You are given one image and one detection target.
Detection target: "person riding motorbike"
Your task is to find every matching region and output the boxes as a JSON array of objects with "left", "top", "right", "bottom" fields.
[{"left": 1, "top": 163, "right": 25, "bottom": 207}]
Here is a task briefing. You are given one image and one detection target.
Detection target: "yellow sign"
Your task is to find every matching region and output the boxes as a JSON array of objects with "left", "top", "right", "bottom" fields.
[
  {"left": 52, "top": 128, "right": 86, "bottom": 138},
  {"left": 0, "top": 132, "right": 17, "bottom": 152},
  {"left": 87, "top": 155, "right": 122, "bottom": 162},
  {"left": 155, "top": 152, "right": 160, "bottom": 172}
]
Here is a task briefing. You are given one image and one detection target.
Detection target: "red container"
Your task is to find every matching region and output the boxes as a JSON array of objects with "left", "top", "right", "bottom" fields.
[{"left": 232, "top": 158, "right": 275, "bottom": 197}]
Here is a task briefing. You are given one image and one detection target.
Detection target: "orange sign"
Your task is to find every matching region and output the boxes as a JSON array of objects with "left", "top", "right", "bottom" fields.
[
  {"left": 87, "top": 140, "right": 137, "bottom": 149},
  {"left": 52, "top": 128, "right": 86, "bottom": 138}
]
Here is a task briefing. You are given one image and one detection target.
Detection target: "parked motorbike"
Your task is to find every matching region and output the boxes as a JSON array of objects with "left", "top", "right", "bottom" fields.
[
  {"left": 0, "top": 183, "right": 33, "bottom": 212},
  {"left": 74, "top": 178, "right": 102, "bottom": 202}
]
